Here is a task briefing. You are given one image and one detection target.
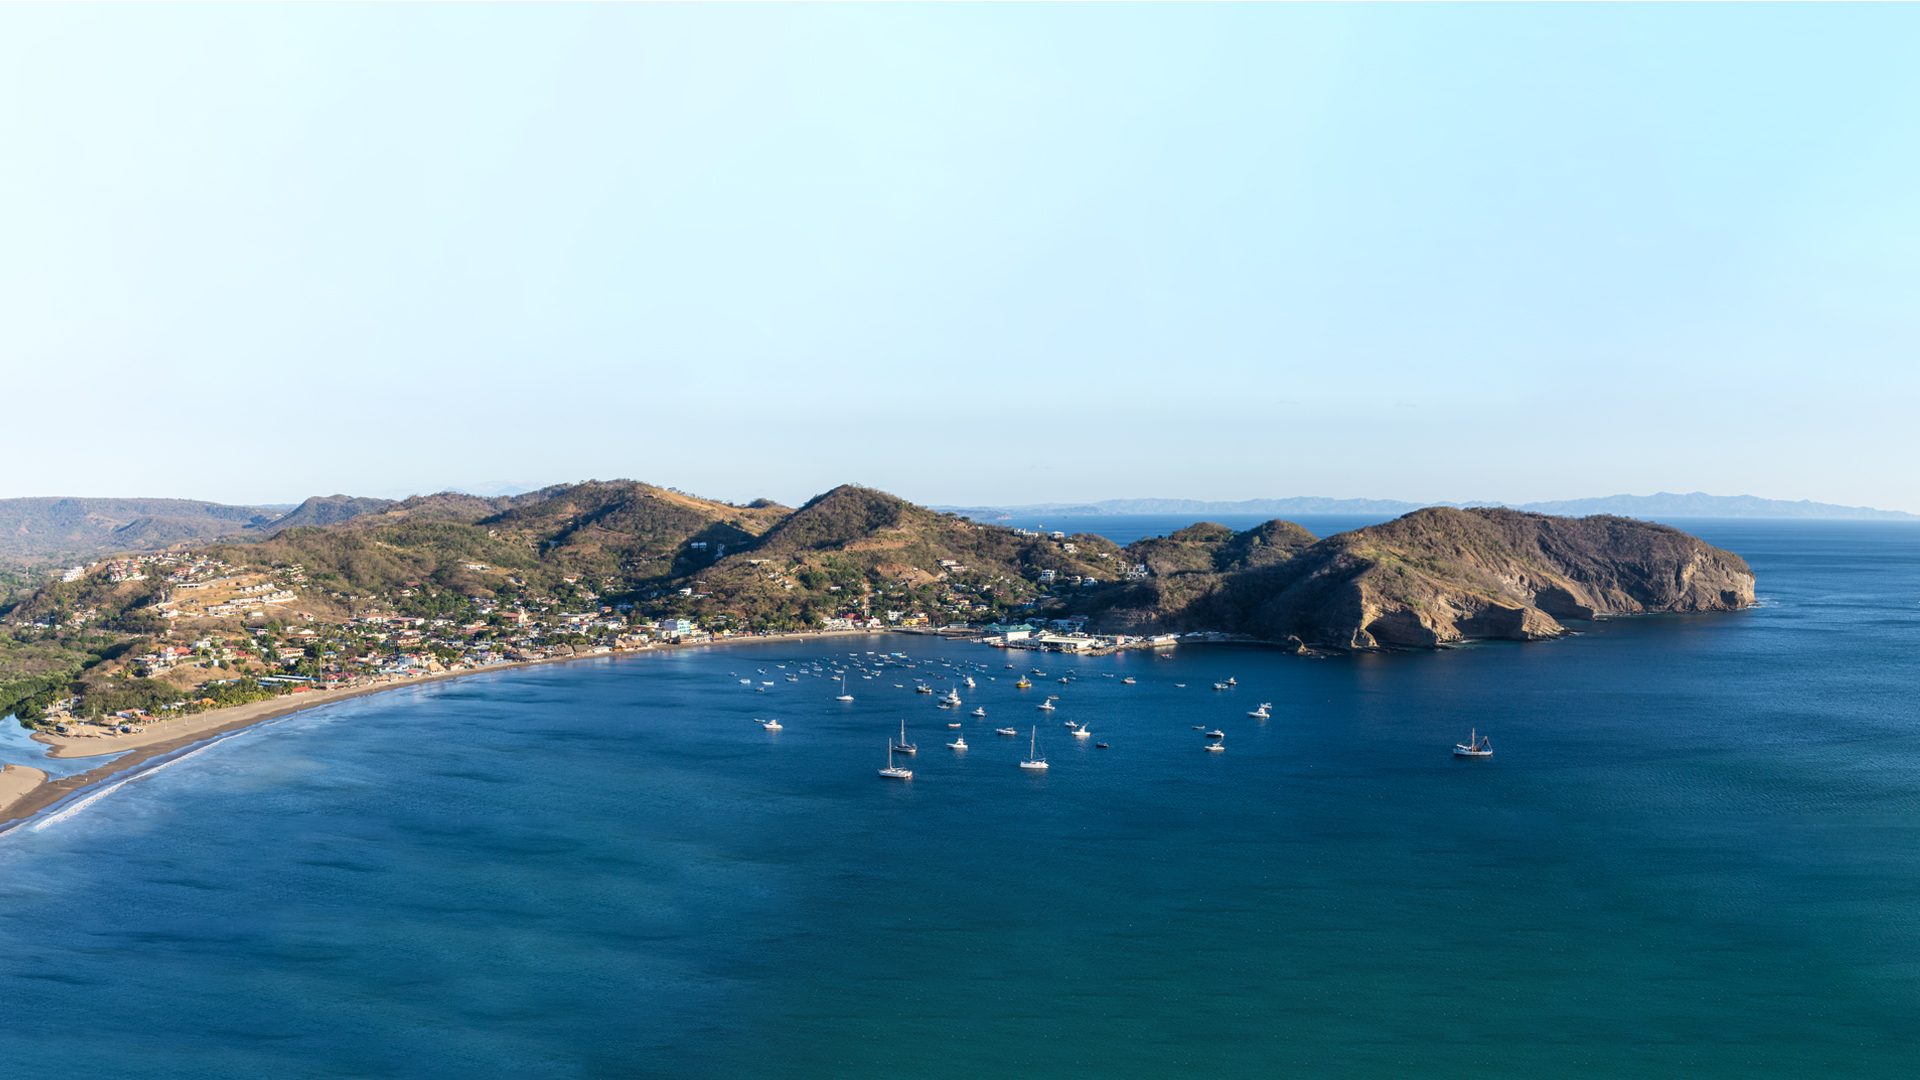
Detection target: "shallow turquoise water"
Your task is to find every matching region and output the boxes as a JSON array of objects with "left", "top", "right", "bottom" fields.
[{"left": 2, "top": 521, "right": 1918, "bottom": 1077}]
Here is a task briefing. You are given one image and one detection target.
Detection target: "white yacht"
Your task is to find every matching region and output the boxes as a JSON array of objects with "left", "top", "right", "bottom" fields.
[
  {"left": 947, "top": 735, "right": 967, "bottom": 750},
  {"left": 1454, "top": 729, "right": 1492, "bottom": 757},
  {"left": 761, "top": 719, "right": 782, "bottom": 731},
  {"left": 1248, "top": 703, "right": 1271, "bottom": 719},
  {"left": 972, "top": 707, "right": 987, "bottom": 717},
  {"left": 878, "top": 742, "right": 912, "bottom": 779},
  {"left": 996, "top": 727, "right": 1018, "bottom": 736},
  {"left": 1019, "top": 727, "right": 1049, "bottom": 770}
]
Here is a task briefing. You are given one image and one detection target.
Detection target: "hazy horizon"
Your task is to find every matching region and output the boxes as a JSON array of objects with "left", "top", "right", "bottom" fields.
[{"left": 4, "top": 7, "right": 1917, "bottom": 510}]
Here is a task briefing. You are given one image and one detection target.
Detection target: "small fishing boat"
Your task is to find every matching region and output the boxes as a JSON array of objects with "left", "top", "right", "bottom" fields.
[
  {"left": 1175, "top": 683, "right": 1186, "bottom": 688},
  {"left": 1248, "top": 703, "right": 1271, "bottom": 718},
  {"left": 948, "top": 722, "right": 962, "bottom": 728},
  {"left": 1122, "top": 677, "right": 1136, "bottom": 684},
  {"left": 1454, "top": 729, "right": 1492, "bottom": 757},
  {"left": 1205, "top": 743, "right": 1224, "bottom": 752},
  {"left": 1227, "top": 677, "right": 1237, "bottom": 686},
  {"left": 915, "top": 683, "right": 933, "bottom": 694},
  {"left": 1205, "top": 730, "right": 1224, "bottom": 738},
  {"left": 1038, "top": 701, "right": 1055, "bottom": 711},
  {"left": 1015, "top": 678, "right": 1032, "bottom": 689},
  {"left": 948, "top": 735, "right": 967, "bottom": 750},
  {"left": 739, "top": 679, "right": 752, "bottom": 684},
  {"left": 1019, "top": 727, "right": 1048, "bottom": 770},
  {"left": 972, "top": 707, "right": 987, "bottom": 717},
  {"left": 1095, "top": 742, "right": 1109, "bottom": 748},
  {"left": 893, "top": 719, "right": 917, "bottom": 755},
  {"left": 879, "top": 742, "right": 912, "bottom": 779},
  {"left": 761, "top": 719, "right": 782, "bottom": 730},
  {"left": 1212, "top": 682, "right": 1230, "bottom": 691},
  {"left": 996, "top": 727, "right": 1018, "bottom": 736},
  {"left": 1072, "top": 726, "right": 1091, "bottom": 738}
]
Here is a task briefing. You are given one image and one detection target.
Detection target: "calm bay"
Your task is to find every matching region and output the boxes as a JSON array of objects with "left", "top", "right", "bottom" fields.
[{"left": 2, "top": 520, "right": 1917, "bottom": 1077}]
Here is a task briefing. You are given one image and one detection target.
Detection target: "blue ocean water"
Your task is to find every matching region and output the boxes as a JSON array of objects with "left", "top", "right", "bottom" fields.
[
  {"left": 3, "top": 520, "right": 1919, "bottom": 1078},
  {"left": 986, "top": 512, "right": 1393, "bottom": 545}
]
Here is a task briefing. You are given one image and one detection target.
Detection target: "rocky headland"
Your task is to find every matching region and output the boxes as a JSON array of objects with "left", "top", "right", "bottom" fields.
[{"left": 1080, "top": 507, "right": 1756, "bottom": 649}]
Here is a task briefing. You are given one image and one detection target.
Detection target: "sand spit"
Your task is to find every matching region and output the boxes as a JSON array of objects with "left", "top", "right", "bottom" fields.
[{"left": 0, "top": 763, "right": 49, "bottom": 819}]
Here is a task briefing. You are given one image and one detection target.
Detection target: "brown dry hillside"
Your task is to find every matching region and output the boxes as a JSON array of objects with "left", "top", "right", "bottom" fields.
[{"left": 1079, "top": 507, "right": 1754, "bottom": 648}]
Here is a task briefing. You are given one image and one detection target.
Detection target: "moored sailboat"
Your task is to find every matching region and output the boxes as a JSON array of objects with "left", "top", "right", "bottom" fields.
[
  {"left": 1019, "top": 726, "right": 1049, "bottom": 770},
  {"left": 1454, "top": 729, "right": 1492, "bottom": 757}
]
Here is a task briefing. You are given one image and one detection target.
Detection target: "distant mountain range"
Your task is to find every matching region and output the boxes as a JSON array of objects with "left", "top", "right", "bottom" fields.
[
  {"left": 0, "top": 497, "right": 285, "bottom": 565},
  {"left": 0, "top": 488, "right": 1911, "bottom": 571},
  {"left": 933, "top": 492, "right": 1920, "bottom": 521}
]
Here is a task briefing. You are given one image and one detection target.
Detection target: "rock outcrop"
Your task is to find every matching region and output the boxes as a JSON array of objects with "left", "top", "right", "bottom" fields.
[{"left": 1088, "top": 508, "right": 1755, "bottom": 649}]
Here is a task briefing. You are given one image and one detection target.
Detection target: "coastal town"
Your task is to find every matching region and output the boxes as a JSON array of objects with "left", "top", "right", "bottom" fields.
[{"left": 3, "top": 529, "right": 1177, "bottom": 750}]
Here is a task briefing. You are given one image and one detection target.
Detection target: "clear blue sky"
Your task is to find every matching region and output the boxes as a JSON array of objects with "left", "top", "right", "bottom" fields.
[{"left": 4, "top": 5, "right": 1916, "bottom": 510}]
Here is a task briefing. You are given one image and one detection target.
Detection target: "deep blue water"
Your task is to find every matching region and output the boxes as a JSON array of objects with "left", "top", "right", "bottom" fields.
[
  {"left": 4, "top": 521, "right": 1920, "bottom": 1077},
  {"left": 987, "top": 512, "right": 1393, "bottom": 545}
]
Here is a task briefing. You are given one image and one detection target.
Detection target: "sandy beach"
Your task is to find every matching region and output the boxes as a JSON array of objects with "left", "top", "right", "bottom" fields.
[
  {"left": 0, "top": 763, "right": 49, "bottom": 819},
  {"left": 1, "top": 627, "right": 911, "bottom": 827}
]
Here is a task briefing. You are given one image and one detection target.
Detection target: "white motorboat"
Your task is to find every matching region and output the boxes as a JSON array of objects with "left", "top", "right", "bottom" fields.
[
  {"left": 1205, "top": 730, "right": 1224, "bottom": 739},
  {"left": 947, "top": 722, "right": 962, "bottom": 728},
  {"left": 948, "top": 736, "right": 967, "bottom": 750},
  {"left": 1205, "top": 743, "right": 1224, "bottom": 752},
  {"left": 1019, "top": 727, "right": 1049, "bottom": 770},
  {"left": 878, "top": 742, "right": 912, "bottom": 779},
  {"left": 972, "top": 707, "right": 987, "bottom": 717},
  {"left": 996, "top": 727, "right": 1018, "bottom": 736},
  {"left": 761, "top": 719, "right": 782, "bottom": 730},
  {"left": 1248, "top": 704, "right": 1271, "bottom": 719},
  {"left": 1122, "top": 677, "right": 1136, "bottom": 684},
  {"left": 1454, "top": 729, "right": 1492, "bottom": 757},
  {"left": 1072, "top": 727, "right": 1091, "bottom": 738},
  {"left": 1038, "top": 701, "right": 1055, "bottom": 711}
]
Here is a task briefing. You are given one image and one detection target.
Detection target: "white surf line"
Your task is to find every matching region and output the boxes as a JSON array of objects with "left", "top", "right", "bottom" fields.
[{"left": 11, "top": 714, "right": 301, "bottom": 837}]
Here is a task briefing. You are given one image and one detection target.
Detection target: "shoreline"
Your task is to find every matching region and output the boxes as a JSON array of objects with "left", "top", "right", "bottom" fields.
[{"left": 0, "top": 628, "right": 909, "bottom": 827}]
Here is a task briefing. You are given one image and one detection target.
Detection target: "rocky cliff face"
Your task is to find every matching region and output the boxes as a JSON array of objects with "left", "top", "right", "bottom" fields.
[{"left": 1088, "top": 508, "right": 1755, "bottom": 649}]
